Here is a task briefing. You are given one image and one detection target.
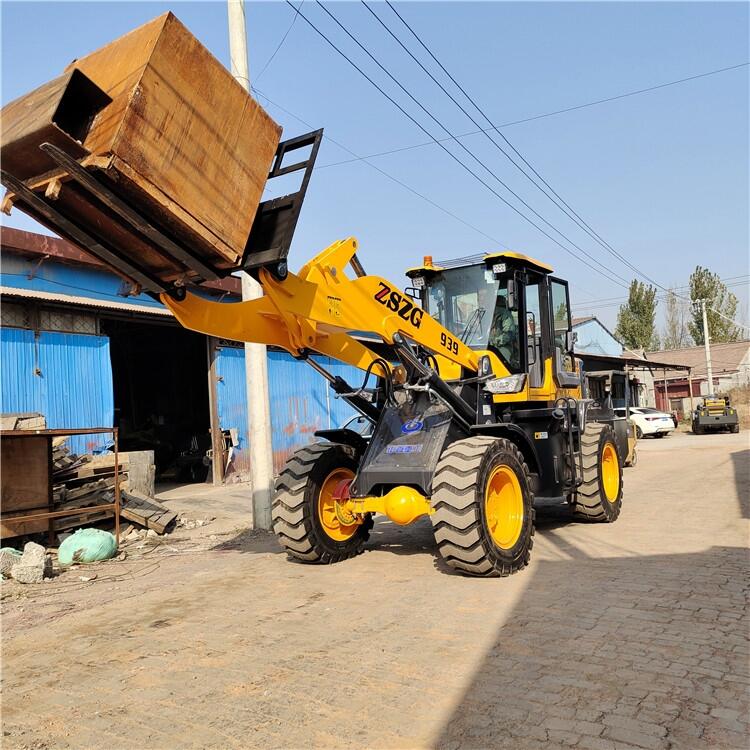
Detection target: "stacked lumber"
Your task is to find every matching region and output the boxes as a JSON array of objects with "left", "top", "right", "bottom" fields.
[
  {"left": 52, "top": 445, "right": 174, "bottom": 534},
  {"left": 52, "top": 444, "right": 118, "bottom": 531},
  {"left": 0, "top": 413, "right": 46, "bottom": 431}
]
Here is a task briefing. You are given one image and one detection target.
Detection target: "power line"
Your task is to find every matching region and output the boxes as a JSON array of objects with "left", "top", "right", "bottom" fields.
[
  {"left": 254, "top": 1, "right": 304, "bottom": 84},
  {"left": 316, "top": 62, "right": 750, "bottom": 169},
  {"left": 375, "top": 1, "right": 715, "bottom": 305},
  {"left": 251, "top": 88, "right": 508, "bottom": 247},
  {"left": 290, "top": 1, "right": 630, "bottom": 288},
  {"left": 374, "top": 2, "right": 746, "bottom": 327},
  {"left": 572, "top": 276, "right": 750, "bottom": 309}
]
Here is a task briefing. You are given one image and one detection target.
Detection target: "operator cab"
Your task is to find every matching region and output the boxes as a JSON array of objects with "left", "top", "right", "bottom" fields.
[{"left": 407, "top": 252, "right": 578, "bottom": 388}]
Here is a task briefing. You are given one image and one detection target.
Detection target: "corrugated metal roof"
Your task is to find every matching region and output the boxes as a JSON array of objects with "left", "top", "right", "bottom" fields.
[{"left": 0, "top": 285, "right": 173, "bottom": 316}]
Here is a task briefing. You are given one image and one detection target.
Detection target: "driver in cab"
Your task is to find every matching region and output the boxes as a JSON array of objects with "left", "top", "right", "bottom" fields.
[{"left": 489, "top": 294, "right": 519, "bottom": 368}]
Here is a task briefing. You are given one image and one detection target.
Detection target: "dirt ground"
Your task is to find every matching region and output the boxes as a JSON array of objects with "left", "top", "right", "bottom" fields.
[{"left": 2, "top": 431, "right": 748, "bottom": 750}]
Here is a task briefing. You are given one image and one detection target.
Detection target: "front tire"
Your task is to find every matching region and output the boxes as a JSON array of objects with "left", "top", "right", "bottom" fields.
[
  {"left": 572, "top": 422, "right": 623, "bottom": 522},
  {"left": 731, "top": 423, "right": 740, "bottom": 434},
  {"left": 431, "top": 437, "right": 534, "bottom": 577},
  {"left": 272, "top": 443, "right": 372, "bottom": 563}
]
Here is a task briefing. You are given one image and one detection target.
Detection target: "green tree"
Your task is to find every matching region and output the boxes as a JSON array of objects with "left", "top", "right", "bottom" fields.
[
  {"left": 688, "top": 266, "right": 740, "bottom": 344},
  {"left": 662, "top": 288, "right": 692, "bottom": 350},
  {"left": 615, "top": 281, "right": 659, "bottom": 350}
]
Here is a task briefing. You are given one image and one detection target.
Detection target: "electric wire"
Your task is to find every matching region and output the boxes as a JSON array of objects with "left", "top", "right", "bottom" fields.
[
  {"left": 366, "top": 1, "right": 643, "bottom": 279},
  {"left": 254, "top": 0, "right": 304, "bottom": 84},
  {"left": 315, "top": 0, "right": 632, "bottom": 288},
  {"left": 572, "top": 277, "right": 750, "bottom": 309},
  {"left": 252, "top": 87, "right": 507, "bottom": 246},
  {"left": 316, "top": 63, "right": 750, "bottom": 168},
  {"left": 289, "top": 1, "right": 630, "bottom": 289},
  {"left": 376, "top": 1, "right": 748, "bottom": 325},
  {"left": 377, "top": 0, "right": 729, "bottom": 308}
]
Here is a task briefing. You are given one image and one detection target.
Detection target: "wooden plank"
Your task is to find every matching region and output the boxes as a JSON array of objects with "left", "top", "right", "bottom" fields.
[
  {"left": 1, "top": 515, "right": 48, "bottom": 538},
  {"left": 53, "top": 510, "right": 112, "bottom": 532},
  {"left": 0, "top": 435, "right": 50, "bottom": 512},
  {"left": 120, "top": 490, "right": 174, "bottom": 533},
  {"left": 54, "top": 464, "right": 124, "bottom": 483},
  {"left": 148, "top": 510, "right": 177, "bottom": 534}
]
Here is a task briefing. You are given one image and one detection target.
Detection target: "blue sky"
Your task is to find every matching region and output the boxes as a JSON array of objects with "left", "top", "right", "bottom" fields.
[{"left": 2, "top": 1, "right": 748, "bottom": 332}]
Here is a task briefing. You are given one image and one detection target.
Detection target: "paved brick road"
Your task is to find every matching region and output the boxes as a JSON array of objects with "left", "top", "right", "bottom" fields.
[{"left": 2, "top": 431, "right": 748, "bottom": 749}]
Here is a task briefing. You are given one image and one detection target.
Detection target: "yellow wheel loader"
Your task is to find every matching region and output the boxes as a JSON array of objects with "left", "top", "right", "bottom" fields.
[{"left": 1, "top": 129, "right": 624, "bottom": 578}]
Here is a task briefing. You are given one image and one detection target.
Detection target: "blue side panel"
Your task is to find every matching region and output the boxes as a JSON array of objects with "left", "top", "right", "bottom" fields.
[
  {"left": 0, "top": 328, "right": 42, "bottom": 414},
  {"left": 268, "top": 353, "right": 362, "bottom": 471},
  {"left": 0, "top": 329, "right": 114, "bottom": 454},
  {"left": 214, "top": 346, "right": 364, "bottom": 476},
  {"left": 215, "top": 345, "right": 251, "bottom": 475}
]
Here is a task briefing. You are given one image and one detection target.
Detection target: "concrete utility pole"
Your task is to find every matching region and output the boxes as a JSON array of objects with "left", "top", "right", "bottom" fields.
[
  {"left": 227, "top": 0, "right": 275, "bottom": 530},
  {"left": 700, "top": 299, "right": 714, "bottom": 396}
]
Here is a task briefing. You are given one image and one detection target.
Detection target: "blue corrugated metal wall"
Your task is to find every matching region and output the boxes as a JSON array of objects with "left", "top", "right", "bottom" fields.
[
  {"left": 215, "top": 346, "right": 362, "bottom": 475},
  {"left": 0, "top": 328, "right": 114, "bottom": 453}
]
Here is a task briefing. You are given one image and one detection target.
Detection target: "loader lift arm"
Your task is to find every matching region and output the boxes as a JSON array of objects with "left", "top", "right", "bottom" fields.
[
  {"left": 162, "top": 235, "right": 482, "bottom": 435},
  {"left": 163, "top": 236, "right": 479, "bottom": 375}
]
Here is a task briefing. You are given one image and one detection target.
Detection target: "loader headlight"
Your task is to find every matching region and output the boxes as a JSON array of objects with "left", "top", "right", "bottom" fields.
[
  {"left": 484, "top": 374, "right": 526, "bottom": 394},
  {"left": 412, "top": 275, "right": 425, "bottom": 289}
]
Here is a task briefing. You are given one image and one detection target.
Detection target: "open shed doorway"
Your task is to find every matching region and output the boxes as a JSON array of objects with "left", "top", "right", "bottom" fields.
[{"left": 101, "top": 318, "right": 211, "bottom": 483}]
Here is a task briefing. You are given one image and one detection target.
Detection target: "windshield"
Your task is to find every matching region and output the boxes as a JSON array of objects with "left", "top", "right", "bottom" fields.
[
  {"left": 425, "top": 266, "right": 522, "bottom": 372},
  {"left": 425, "top": 265, "right": 497, "bottom": 347}
]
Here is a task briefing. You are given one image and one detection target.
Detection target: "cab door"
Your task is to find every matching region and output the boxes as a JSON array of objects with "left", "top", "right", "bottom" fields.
[
  {"left": 524, "top": 276, "right": 544, "bottom": 389},
  {"left": 549, "top": 277, "right": 580, "bottom": 389}
]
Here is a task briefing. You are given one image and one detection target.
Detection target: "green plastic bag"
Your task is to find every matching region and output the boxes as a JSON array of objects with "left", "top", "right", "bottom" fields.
[{"left": 58, "top": 528, "right": 118, "bottom": 566}]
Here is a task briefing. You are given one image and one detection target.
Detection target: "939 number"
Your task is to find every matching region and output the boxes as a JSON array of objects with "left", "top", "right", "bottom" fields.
[{"left": 440, "top": 332, "right": 459, "bottom": 355}]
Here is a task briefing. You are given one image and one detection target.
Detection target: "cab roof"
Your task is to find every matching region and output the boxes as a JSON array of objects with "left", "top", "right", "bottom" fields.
[
  {"left": 405, "top": 251, "right": 554, "bottom": 277},
  {"left": 483, "top": 251, "right": 554, "bottom": 274}
]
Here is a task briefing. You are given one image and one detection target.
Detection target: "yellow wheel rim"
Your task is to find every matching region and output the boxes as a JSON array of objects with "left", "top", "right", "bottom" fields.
[
  {"left": 484, "top": 465, "right": 524, "bottom": 550},
  {"left": 601, "top": 443, "right": 620, "bottom": 502},
  {"left": 317, "top": 468, "right": 358, "bottom": 541}
]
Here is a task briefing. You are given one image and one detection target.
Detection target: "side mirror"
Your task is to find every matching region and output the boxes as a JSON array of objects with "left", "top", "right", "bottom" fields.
[{"left": 507, "top": 278, "right": 518, "bottom": 311}]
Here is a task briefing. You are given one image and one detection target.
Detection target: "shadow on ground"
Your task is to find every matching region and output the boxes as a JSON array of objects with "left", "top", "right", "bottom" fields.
[
  {"left": 730, "top": 448, "right": 750, "bottom": 518},
  {"left": 211, "top": 528, "right": 284, "bottom": 555},
  {"left": 431, "top": 544, "right": 749, "bottom": 750},
  {"left": 209, "top": 500, "right": 595, "bottom": 564}
]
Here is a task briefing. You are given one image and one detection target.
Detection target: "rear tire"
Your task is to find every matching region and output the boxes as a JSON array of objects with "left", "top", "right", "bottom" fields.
[
  {"left": 572, "top": 422, "right": 623, "bottom": 522},
  {"left": 731, "top": 423, "right": 740, "bottom": 434},
  {"left": 693, "top": 422, "right": 704, "bottom": 435},
  {"left": 635, "top": 425, "right": 643, "bottom": 440},
  {"left": 272, "top": 443, "right": 372, "bottom": 563},
  {"left": 431, "top": 436, "right": 534, "bottom": 577}
]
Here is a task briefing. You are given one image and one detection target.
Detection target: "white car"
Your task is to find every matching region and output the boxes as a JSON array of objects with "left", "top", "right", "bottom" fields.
[{"left": 614, "top": 407, "right": 675, "bottom": 439}]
